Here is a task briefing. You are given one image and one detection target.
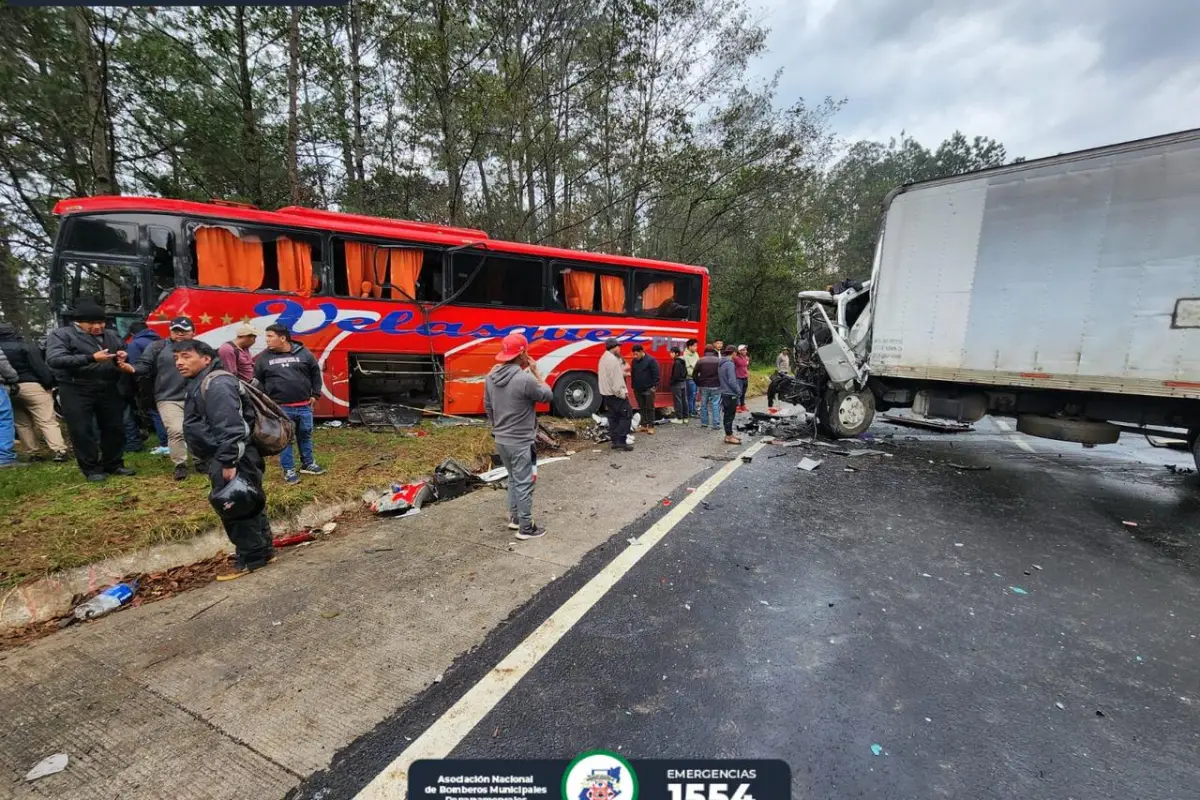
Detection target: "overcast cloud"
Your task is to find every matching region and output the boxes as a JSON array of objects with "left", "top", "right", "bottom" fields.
[{"left": 751, "top": 0, "right": 1200, "bottom": 160}]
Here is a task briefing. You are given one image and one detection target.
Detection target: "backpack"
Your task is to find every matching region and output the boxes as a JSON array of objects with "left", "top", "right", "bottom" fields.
[{"left": 200, "top": 368, "right": 295, "bottom": 457}]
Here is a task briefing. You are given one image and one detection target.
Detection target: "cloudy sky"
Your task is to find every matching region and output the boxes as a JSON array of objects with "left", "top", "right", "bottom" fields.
[{"left": 752, "top": 0, "right": 1200, "bottom": 160}]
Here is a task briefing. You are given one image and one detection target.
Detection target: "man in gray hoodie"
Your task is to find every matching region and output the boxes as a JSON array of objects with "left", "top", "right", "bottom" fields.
[{"left": 484, "top": 333, "right": 553, "bottom": 540}]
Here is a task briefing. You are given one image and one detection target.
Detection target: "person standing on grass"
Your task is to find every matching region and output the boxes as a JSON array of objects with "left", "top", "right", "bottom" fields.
[
  {"left": 125, "top": 321, "right": 169, "bottom": 455},
  {"left": 669, "top": 346, "right": 690, "bottom": 424},
  {"left": 692, "top": 345, "right": 722, "bottom": 430},
  {"left": 776, "top": 347, "right": 791, "bottom": 375},
  {"left": 45, "top": 299, "right": 137, "bottom": 482},
  {"left": 218, "top": 324, "right": 258, "bottom": 382},
  {"left": 255, "top": 323, "right": 325, "bottom": 485},
  {"left": 733, "top": 345, "right": 751, "bottom": 412},
  {"left": 719, "top": 346, "right": 742, "bottom": 445},
  {"left": 0, "top": 346, "right": 25, "bottom": 469},
  {"left": 484, "top": 333, "right": 553, "bottom": 541},
  {"left": 135, "top": 317, "right": 196, "bottom": 481},
  {"left": 0, "top": 322, "right": 66, "bottom": 462},
  {"left": 630, "top": 344, "right": 660, "bottom": 435},
  {"left": 176, "top": 340, "right": 275, "bottom": 581},
  {"left": 682, "top": 339, "right": 700, "bottom": 418},
  {"left": 598, "top": 338, "right": 634, "bottom": 452}
]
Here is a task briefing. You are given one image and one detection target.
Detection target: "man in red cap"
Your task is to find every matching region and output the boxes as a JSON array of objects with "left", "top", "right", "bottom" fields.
[{"left": 484, "top": 333, "right": 553, "bottom": 540}]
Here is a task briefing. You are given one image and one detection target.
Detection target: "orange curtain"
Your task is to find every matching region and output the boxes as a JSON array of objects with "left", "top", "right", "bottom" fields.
[
  {"left": 600, "top": 274, "right": 626, "bottom": 313},
  {"left": 563, "top": 269, "right": 596, "bottom": 310},
  {"left": 388, "top": 249, "right": 423, "bottom": 300},
  {"left": 276, "top": 237, "right": 313, "bottom": 297},
  {"left": 195, "top": 227, "right": 264, "bottom": 290},
  {"left": 640, "top": 280, "right": 675, "bottom": 311}
]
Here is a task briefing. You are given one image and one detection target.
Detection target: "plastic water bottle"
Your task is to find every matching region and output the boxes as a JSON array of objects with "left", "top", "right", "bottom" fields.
[{"left": 73, "top": 582, "right": 136, "bottom": 621}]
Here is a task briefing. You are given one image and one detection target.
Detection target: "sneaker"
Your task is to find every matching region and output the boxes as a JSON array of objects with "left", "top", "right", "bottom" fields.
[
  {"left": 110, "top": 467, "right": 137, "bottom": 477},
  {"left": 645, "top": 427, "right": 656, "bottom": 436},
  {"left": 216, "top": 566, "right": 250, "bottom": 582},
  {"left": 507, "top": 515, "right": 520, "bottom": 531},
  {"left": 670, "top": 419, "right": 683, "bottom": 425},
  {"left": 53, "top": 452, "right": 69, "bottom": 463},
  {"left": 151, "top": 446, "right": 170, "bottom": 456},
  {"left": 724, "top": 435, "right": 742, "bottom": 445},
  {"left": 515, "top": 525, "right": 546, "bottom": 540},
  {"left": 299, "top": 463, "right": 326, "bottom": 476},
  {"left": 284, "top": 470, "right": 301, "bottom": 485},
  {"left": 173, "top": 464, "right": 189, "bottom": 481},
  {"left": 86, "top": 473, "right": 107, "bottom": 482}
]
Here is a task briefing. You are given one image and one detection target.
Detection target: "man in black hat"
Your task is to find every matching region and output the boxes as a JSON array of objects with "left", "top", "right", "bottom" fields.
[
  {"left": 176, "top": 339, "right": 275, "bottom": 581},
  {"left": 597, "top": 338, "right": 634, "bottom": 451},
  {"left": 44, "top": 299, "right": 137, "bottom": 481},
  {"left": 134, "top": 316, "right": 196, "bottom": 481}
]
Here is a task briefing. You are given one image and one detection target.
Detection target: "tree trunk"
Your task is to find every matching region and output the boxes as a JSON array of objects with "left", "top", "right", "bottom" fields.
[
  {"left": 235, "top": 6, "right": 262, "bottom": 205},
  {"left": 286, "top": 6, "right": 303, "bottom": 204},
  {"left": 70, "top": 8, "right": 120, "bottom": 195},
  {"left": 348, "top": 0, "right": 366, "bottom": 188},
  {"left": 323, "top": 13, "right": 356, "bottom": 207}
]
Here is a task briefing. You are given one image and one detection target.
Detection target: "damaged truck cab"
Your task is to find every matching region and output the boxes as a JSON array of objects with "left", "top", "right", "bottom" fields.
[{"left": 789, "top": 128, "right": 1200, "bottom": 471}]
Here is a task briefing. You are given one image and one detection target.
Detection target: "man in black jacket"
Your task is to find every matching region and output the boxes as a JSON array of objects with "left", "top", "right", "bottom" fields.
[
  {"left": 630, "top": 344, "right": 660, "bottom": 435},
  {"left": 44, "top": 299, "right": 137, "bottom": 481},
  {"left": 135, "top": 316, "right": 195, "bottom": 481},
  {"left": 669, "top": 346, "right": 690, "bottom": 424},
  {"left": 177, "top": 340, "right": 275, "bottom": 580},
  {"left": 254, "top": 323, "right": 325, "bottom": 484},
  {"left": 0, "top": 323, "right": 66, "bottom": 461}
]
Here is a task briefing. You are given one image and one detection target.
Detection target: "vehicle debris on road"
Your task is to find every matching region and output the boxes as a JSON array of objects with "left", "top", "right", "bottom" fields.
[
  {"left": 25, "top": 753, "right": 68, "bottom": 782},
  {"left": 369, "top": 457, "right": 483, "bottom": 516},
  {"left": 797, "top": 458, "right": 823, "bottom": 471}
]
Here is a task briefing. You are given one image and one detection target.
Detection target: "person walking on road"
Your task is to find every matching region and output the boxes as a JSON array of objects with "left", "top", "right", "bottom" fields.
[
  {"left": 255, "top": 323, "right": 325, "bottom": 484},
  {"left": 692, "top": 345, "right": 722, "bottom": 430},
  {"left": 176, "top": 340, "right": 275, "bottom": 580},
  {"left": 484, "top": 333, "right": 553, "bottom": 540},
  {"left": 0, "top": 347, "right": 26, "bottom": 468},
  {"left": 44, "top": 299, "right": 137, "bottom": 481},
  {"left": 218, "top": 324, "right": 258, "bottom": 382},
  {"left": 733, "top": 345, "right": 751, "bottom": 412},
  {"left": 125, "top": 322, "right": 168, "bottom": 455},
  {"left": 598, "top": 338, "right": 634, "bottom": 452},
  {"left": 719, "top": 346, "right": 742, "bottom": 445},
  {"left": 135, "top": 316, "right": 196, "bottom": 480},
  {"left": 0, "top": 323, "right": 66, "bottom": 462},
  {"left": 630, "top": 344, "right": 660, "bottom": 435},
  {"left": 682, "top": 339, "right": 700, "bottom": 418},
  {"left": 669, "top": 346, "right": 690, "bottom": 424}
]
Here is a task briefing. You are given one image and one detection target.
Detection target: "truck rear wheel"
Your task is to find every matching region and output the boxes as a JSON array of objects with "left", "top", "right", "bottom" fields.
[
  {"left": 553, "top": 371, "right": 601, "bottom": 418},
  {"left": 1016, "top": 415, "right": 1120, "bottom": 445},
  {"left": 1189, "top": 428, "right": 1200, "bottom": 473},
  {"left": 818, "top": 388, "right": 876, "bottom": 438}
]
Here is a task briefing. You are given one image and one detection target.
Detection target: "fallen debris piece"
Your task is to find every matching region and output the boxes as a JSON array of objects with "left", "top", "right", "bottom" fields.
[
  {"left": 1010, "top": 586, "right": 1029, "bottom": 595},
  {"left": 702, "top": 454, "right": 738, "bottom": 462},
  {"left": 843, "top": 467, "right": 857, "bottom": 473},
  {"left": 954, "top": 542, "right": 964, "bottom": 547},
  {"left": 883, "top": 412, "right": 973, "bottom": 432},
  {"left": 870, "top": 744, "right": 884, "bottom": 757},
  {"left": 25, "top": 753, "right": 68, "bottom": 782},
  {"left": 537, "top": 456, "right": 571, "bottom": 467},
  {"left": 846, "top": 449, "right": 888, "bottom": 458},
  {"left": 321, "top": 522, "right": 338, "bottom": 534},
  {"left": 272, "top": 531, "right": 316, "bottom": 549},
  {"left": 759, "top": 600, "right": 770, "bottom": 606},
  {"left": 1055, "top": 702, "right": 1065, "bottom": 710},
  {"left": 948, "top": 463, "right": 991, "bottom": 471},
  {"left": 353, "top": 401, "right": 422, "bottom": 430},
  {"left": 320, "top": 611, "right": 340, "bottom": 619},
  {"left": 797, "top": 458, "right": 823, "bottom": 471},
  {"left": 627, "top": 537, "right": 642, "bottom": 546},
  {"left": 364, "top": 546, "right": 394, "bottom": 554},
  {"left": 1032, "top": 564, "right": 1043, "bottom": 570},
  {"left": 662, "top": 498, "right": 672, "bottom": 506},
  {"left": 477, "top": 466, "right": 509, "bottom": 483},
  {"left": 1122, "top": 520, "right": 1139, "bottom": 528},
  {"left": 1095, "top": 709, "right": 1106, "bottom": 717},
  {"left": 741, "top": 455, "right": 753, "bottom": 463},
  {"left": 185, "top": 596, "right": 228, "bottom": 622},
  {"left": 1166, "top": 464, "right": 1195, "bottom": 475},
  {"left": 770, "top": 439, "right": 809, "bottom": 448},
  {"left": 686, "top": 487, "right": 696, "bottom": 493},
  {"left": 372, "top": 480, "right": 432, "bottom": 516},
  {"left": 1147, "top": 435, "right": 1189, "bottom": 449}
]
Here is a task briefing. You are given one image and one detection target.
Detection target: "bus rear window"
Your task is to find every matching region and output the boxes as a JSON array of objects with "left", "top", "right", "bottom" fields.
[
  {"left": 189, "top": 224, "right": 322, "bottom": 296},
  {"left": 63, "top": 218, "right": 138, "bottom": 256},
  {"left": 634, "top": 271, "right": 701, "bottom": 320}
]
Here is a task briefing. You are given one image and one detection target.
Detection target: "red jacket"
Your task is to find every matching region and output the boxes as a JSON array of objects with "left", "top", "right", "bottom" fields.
[{"left": 217, "top": 341, "right": 255, "bottom": 382}]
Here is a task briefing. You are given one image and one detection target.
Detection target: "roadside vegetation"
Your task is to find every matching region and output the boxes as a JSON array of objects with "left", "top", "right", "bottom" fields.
[{"left": 0, "top": 425, "right": 493, "bottom": 591}]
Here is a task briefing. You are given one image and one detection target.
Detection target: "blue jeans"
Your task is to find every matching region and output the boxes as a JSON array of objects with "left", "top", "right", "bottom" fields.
[
  {"left": 0, "top": 389, "right": 15, "bottom": 464},
  {"left": 278, "top": 405, "right": 315, "bottom": 472},
  {"left": 686, "top": 379, "right": 698, "bottom": 416},
  {"left": 698, "top": 387, "right": 721, "bottom": 428},
  {"left": 124, "top": 406, "right": 144, "bottom": 452}
]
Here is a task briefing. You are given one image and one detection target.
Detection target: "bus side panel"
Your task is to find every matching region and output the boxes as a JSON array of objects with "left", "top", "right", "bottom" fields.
[
  {"left": 314, "top": 348, "right": 350, "bottom": 419},
  {"left": 444, "top": 339, "right": 503, "bottom": 416}
]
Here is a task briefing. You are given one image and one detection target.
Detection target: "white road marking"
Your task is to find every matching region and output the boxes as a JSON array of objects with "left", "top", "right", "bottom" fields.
[
  {"left": 355, "top": 440, "right": 768, "bottom": 799},
  {"left": 994, "top": 419, "right": 1036, "bottom": 452}
]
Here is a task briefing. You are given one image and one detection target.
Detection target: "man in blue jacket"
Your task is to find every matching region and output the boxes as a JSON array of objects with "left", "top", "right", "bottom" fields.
[
  {"left": 255, "top": 323, "right": 325, "bottom": 484},
  {"left": 718, "top": 346, "right": 741, "bottom": 445}
]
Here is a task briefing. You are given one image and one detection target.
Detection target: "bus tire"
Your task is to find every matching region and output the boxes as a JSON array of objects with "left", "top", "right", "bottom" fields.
[
  {"left": 818, "top": 388, "right": 875, "bottom": 438},
  {"left": 553, "top": 372, "right": 601, "bottom": 418}
]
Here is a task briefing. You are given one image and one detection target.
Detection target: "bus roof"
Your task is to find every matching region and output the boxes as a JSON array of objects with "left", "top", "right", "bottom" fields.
[{"left": 53, "top": 196, "right": 709, "bottom": 276}]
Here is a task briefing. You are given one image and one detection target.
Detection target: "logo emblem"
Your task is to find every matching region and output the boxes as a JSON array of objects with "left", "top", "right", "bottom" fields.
[{"left": 563, "top": 751, "right": 638, "bottom": 800}]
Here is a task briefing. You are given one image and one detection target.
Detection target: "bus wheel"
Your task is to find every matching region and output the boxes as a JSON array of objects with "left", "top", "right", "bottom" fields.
[
  {"left": 818, "top": 388, "right": 875, "bottom": 438},
  {"left": 553, "top": 372, "right": 601, "bottom": 418}
]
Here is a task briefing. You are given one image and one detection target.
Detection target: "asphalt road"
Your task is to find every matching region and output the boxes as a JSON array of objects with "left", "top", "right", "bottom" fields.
[{"left": 296, "top": 418, "right": 1200, "bottom": 800}]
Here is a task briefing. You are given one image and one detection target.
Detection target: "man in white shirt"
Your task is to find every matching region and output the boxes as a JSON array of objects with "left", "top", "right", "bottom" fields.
[{"left": 598, "top": 338, "right": 634, "bottom": 452}]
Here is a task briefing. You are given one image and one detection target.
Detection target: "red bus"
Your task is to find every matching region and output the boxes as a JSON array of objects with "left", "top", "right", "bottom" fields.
[{"left": 48, "top": 196, "right": 709, "bottom": 418}]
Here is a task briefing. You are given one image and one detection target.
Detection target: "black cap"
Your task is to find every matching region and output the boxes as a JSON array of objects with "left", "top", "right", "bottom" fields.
[
  {"left": 169, "top": 316, "right": 195, "bottom": 332},
  {"left": 69, "top": 298, "right": 107, "bottom": 322},
  {"left": 631, "top": 344, "right": 645, "bottom": 353},
  {"left": 604, "top": 338, "right": 620, "bottom": 350}
]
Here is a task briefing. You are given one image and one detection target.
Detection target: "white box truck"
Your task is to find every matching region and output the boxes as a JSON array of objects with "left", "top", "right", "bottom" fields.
[{"left": 780, "top": 129, "right": 1200, "bottom": 468}]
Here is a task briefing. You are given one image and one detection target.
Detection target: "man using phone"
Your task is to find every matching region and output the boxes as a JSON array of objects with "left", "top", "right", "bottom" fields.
[
  {"left": 484, "top": 333, "right": 553, "bottom": 540},
  {"left": 44, "top": 298, "right": 138, "bottom": 481}
]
